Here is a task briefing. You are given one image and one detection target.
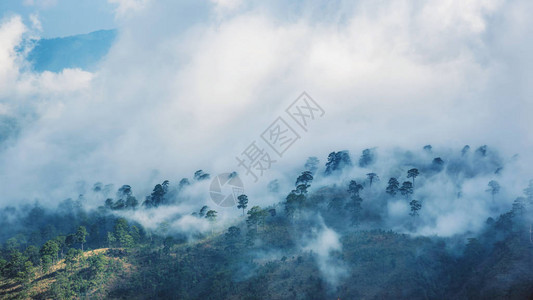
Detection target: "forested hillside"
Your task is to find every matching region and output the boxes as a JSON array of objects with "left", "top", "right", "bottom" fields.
[{"left": 1, "top": 145, "right": 532, "bottom": 299}]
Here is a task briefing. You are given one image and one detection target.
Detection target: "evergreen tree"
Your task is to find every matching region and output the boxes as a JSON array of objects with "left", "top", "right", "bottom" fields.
[
  {"left": 359, "top": 148, "right": 375, "bottom": 167},
  {"left": 325, "top": 151, "right": 352, "bottom": 175},
  {"left": 206, "top": 210, "right": 217, "bottom": 222},
  {"left": 194, "top": 170, "right": 210, "bottom": 181},
  {"left": 409, "top": 200, "right": 422, "bottom": 216},
  {"left": 366, "top": 173, "right": 379, "bottom": 188},
  {"left": 199, "top": 205, "right": 209, "bottom": 218},
  {"left": 407, "top": 168, "right": 419, "bottom": 187},
  {"left": 237, "top": 195, "right": 249, "bottom": 216},
  {"left": 40, "top": 240, "right": 59, "bottom": 263},
  {"left": 347, "top": 180, "right": 364, "bottom": 224},
  {"left": 76, "top": 226, "right": 88, "bottom": 251},
  {"left": 400, "top": 181, "right": 414, "bottom": 200},
  {"left": 486, "top": 180, "right": 500, "bottom": 201},
  {"left": 386, "top": 177, "right": 400, "bottom": 196}
]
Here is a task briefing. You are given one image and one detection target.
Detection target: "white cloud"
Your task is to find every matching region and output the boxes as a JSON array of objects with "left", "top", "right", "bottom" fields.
[
  {"left": 108, "top": 0, "right": 150, "bottom": 18},
  {"left": 303, "top": 219, "right": 346, "bottom": 286},
  {"left": 0, "top": 0, "right": 531, "bottom": 240}
]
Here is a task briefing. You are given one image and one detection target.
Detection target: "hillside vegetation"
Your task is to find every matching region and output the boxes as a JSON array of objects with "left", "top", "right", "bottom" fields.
[{"left": 1, "top": 145, "right": 532, "bottom": 299}]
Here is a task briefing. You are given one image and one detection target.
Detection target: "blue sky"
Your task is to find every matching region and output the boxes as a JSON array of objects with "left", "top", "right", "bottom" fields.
[{"left": 0, "top": 0, "right": 116, "bottom": 37}]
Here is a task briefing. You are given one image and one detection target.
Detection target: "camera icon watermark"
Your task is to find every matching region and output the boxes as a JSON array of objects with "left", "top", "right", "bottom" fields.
[{"left": 209, "top": 172, "right": 244, "bottom": 207}]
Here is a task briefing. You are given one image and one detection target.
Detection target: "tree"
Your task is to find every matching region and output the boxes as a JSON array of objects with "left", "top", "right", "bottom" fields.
[
  {"left": 40, "top": 240, "right": 59, "bottom": 263},
  {"left": 4, "top": 250, "right": 26, "bottom": 278},
  {"left": 162, "top": 180, "right": 170, "bottom": 192},
  {"left": 41, "top": 255, "right": 53, "bottom": 273},
  {"left": 486, "top": 180, "right": 500, "bottom": 201},
  {"left": 107, "top": 232, "right": 116, "bottom": 248},
  {"left": 76, "top": 226, "right": 88, "bottom": 251},
  {"left": 125, "top": 195, "right": 139, "bottom": 210},
  {"left": 54, "top": 235, "right": 66, "bottom": 258},
  {"left": 325, "top": 151, "right": 352, "bottom": 175},
  {"left": 400, "top": 181, "right": 414, "bottom": 200},
  {"left": 409, "top": 200, "right": 422, "bottom": 216},
  {"left": 194, "top": 170, "right": 210, "bottom": 181},
  {"left": 347, "top": 180, "right": 364, "bottom": 198},
  {"left": 88, "top": 254, "right": 106, "bottom": 277},
  {"left": 431, "top": 157, "right": 445, "bottom": 172},
  {"left": 359, "top": 148, "right": 375, "bottom": 167},
  {"left": 264, "top": 209, "right": 274, "bottom": 219},
  {"left": 118, "top": 184, "right": 138, "bottom": 210},
  {"left": 114, "top": 218, "right": 134, "bottom": 248},
  {"left": 17, "top": 261, "right": 35, "bottom": 290},
  {"left": 511, "top": 197, "right": 526, "bottom": 218},
  {"left": 284, "top": 172, "right": 313, "bottom": 218},
  {"left": 130, "top": 225, "right": 141, "bottom": 244},
  {"left": 407, "top": 168, "right": 419, "bottom": 187},
  {"left": 151, "top": 184, "right": 165, "bottom": 207},
  {"left": 295, "top": 171, "right": 313, "bottom": 194},
  {"left": 178, "top": 178, "right": 191, "bottom": 191},
  {"left": 476, "top": 145, "right": 488, "bottom": 157},
  {"left": 206, "top": 210, "right": 217, "bottom": 222},
  {"left": 461, "top": 145, "right": 470, "bottom": 156},
  {"left": 199, "top": 205, "right": 209, "bottom": 218},
  {"left": 104, "top": 198, "right": 114, "bottom": 209},
  {"left": 65, "top": 234, "right": 76, "bottom": 249},
  {"left": 347, "top": 180, "right": 364, "bottom": 224},
  {"left": 64, "top": 248, "right": 82, "bottom": 273},
  {"left": 285, "top": 191, "right": 306, "bottom": 218},
  {"left": 247, "top": 206, "right": 267, "bottom": 230},
  {"left": 24, "top": 245, "right": 40, "bottom": 266},
  {"left": 237, "top": 195, "right": 249, "bottom": 216},
  {"left": 366, "top": 173, "right": 379, "bottom": 188},
  {"left": 386, "top": 178, "right": 400, "bottom": 196},
  {"left": 225, "top": 226, "right": 241, "bottom": 240}
]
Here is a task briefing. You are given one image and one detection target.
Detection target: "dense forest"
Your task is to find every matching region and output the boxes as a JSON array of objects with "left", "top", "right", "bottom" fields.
[{"left": 0, "top": 145, "right": 532, "bottom": 299}]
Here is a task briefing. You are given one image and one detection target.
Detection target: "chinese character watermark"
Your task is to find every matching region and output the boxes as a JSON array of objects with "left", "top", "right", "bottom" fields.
[{"left": 236, "top": 91, "right": 324, "bottom": 183}]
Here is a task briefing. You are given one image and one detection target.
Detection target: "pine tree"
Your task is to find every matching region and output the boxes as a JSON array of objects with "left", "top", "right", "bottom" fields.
[{"left": 237, "top": 195, "right": 249, "bottom": 216}]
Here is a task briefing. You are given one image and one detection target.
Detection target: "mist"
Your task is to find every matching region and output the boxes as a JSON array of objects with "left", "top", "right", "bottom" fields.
[{"left": 0, "top": 0, "right": 531, "bottom": 244}]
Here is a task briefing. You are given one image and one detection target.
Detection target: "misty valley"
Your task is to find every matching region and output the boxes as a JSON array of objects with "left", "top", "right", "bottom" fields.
[{"left": 0, "top": 145, "right": 532, "bottom": 299}]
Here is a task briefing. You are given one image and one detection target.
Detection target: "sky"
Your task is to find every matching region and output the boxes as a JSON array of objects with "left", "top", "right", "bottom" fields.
[
  {"left": 0, "top": 0, "right": 532, "bottom": 236},
  {"left": 0, "top": 0, "right": 116, "bottom": 37}
]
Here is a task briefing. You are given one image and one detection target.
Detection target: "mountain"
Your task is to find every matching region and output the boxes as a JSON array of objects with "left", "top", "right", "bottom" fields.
[{"left": 0, "top": 146, "right": 532, "bottom": 299}]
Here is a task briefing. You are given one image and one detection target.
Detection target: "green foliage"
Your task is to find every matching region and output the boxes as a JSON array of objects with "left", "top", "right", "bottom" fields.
[
  {"left": 366, "top": 172, "right": 379, "bottom": 187},
  {"left": 487, "top": 180, "right": 501, "bottom": 200},
  {"left": 359, "top": 148, "right": 375, "bottom": 167},
  {"left": 40, "top": 240, "right": 59, "bottom": 263},
  {"left": 206, "top": 210, "right": 217, "bottom": 222},
  {"left": 76, "top": 226, "right": 88, "bottom": 251},
  {"left": 409, "top": 200, "right": 422, "bottom": 216},
  {"left": 399, "top": 181, "right": 413, "bottom": 200},
  {"left": 386, "top": 177, "right": 399, "bottom": 196},
  {"left": 41, "top": 255, "right": 52, "bottom": 273},
  {"left": 407, "top": 168, "right": 419, "bottom": 186},
  {"left": 325, "top": 151, "right": 352, "bottom": 175},
  {"left": 237, "top": 194, "right": 249, "bottom": 216}
]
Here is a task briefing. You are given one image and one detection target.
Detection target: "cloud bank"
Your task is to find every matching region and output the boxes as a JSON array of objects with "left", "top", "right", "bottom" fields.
[{"left": 0, "top": 0, "right": 531, "bottom": 231}]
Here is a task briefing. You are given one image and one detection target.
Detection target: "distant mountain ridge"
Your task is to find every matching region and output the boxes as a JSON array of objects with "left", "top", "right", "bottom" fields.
[{"left": 26, "top": 29, "right": 116, "bottom": 72}]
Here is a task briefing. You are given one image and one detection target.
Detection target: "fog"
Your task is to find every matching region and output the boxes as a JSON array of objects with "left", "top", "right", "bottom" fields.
[{"left": 0, "top": 0, "right": 532, "bottom": 240}]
